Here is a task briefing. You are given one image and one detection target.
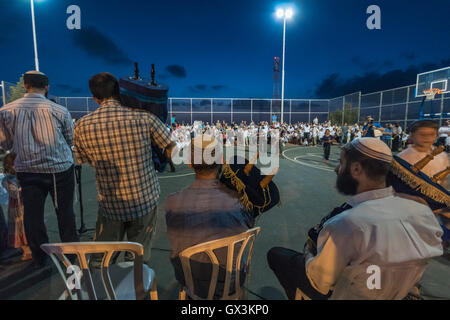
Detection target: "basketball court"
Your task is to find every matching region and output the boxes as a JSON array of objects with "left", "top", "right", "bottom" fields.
[{"left": 7, "top": 144, "right": 450, "bottom": 300}]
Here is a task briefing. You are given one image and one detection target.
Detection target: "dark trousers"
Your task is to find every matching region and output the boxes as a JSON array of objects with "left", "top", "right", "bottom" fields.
[
  {"left": 17, "top": 166, "right": 79, "bottom": 264},
  {"left": 267, "top": 247, "right": 331, "bottom": 300},
  {"left": 0, "top": 206, "right": 7, "bottom": 254},
  {"left": 324, "top": 143, "right": 331, "bottom": 160},
  {"left": 392, "top": 136, "right": 400, "bottom": 152}
]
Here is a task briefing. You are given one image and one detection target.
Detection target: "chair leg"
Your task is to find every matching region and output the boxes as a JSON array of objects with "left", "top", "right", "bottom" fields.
[
  {"left": 179, "top": 289, "right": 187, "bottom": 300},
  {"left": 295, "top": 288, "right": 311, "bottom": 301},
  {"left": 149, "top": 279, "right": 158, "bottom": 300}
]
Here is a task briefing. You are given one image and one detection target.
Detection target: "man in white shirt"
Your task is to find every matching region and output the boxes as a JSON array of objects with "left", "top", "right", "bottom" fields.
[{"left": 267, "top": 138, "right": 443, "bottom": 300}]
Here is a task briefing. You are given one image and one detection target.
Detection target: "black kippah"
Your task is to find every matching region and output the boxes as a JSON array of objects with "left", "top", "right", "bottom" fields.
[{"left": 23, "top": 71, "right": 49, "bottom": 87}]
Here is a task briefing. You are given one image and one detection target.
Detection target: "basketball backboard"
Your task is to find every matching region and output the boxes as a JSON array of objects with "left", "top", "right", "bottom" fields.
[{"left": 416, "top": 66, "right": 450, "bottom": 98}]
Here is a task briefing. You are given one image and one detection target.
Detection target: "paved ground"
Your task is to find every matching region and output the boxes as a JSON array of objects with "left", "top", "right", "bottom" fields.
[{"left": 6, "top": 145, "right": 450, "bottom": 300}]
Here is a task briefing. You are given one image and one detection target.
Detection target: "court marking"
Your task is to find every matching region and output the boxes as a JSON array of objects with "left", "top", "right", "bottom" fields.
[
  {"left": 158, "top": 172, "right": 196, "bottom": 179},
  {"left": 282, "top": 147, "right": 336, "bottom": 172}
]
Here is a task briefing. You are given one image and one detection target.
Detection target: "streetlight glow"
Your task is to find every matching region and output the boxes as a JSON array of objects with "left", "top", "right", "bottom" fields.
[
  {"left": 285, "top": 8, "right": 294, "bottom": 19},
  {"left": 276, "top": 9, "right": 285, "bottom": 18}
]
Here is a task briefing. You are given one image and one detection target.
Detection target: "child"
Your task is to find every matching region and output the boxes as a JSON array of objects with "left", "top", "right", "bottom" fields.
[
  {"left": 322, "top": 129, "right": 336, "bottom": 161},
  {"left": 2, "top": 153, "right": 32, "bottom": 261}
]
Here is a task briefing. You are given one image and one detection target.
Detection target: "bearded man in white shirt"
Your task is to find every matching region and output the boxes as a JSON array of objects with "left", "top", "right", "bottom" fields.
[{"left": 267, "top": 138, "right": 443, "bottom": 300}]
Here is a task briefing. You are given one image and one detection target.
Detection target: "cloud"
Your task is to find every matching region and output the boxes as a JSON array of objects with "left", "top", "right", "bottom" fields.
[
  {"left": 350, "top": 56, "right": 378, "bottom": 70},
  {"left": 211, "top": 85, "right": 227, "bottom": 91},
  {"left": 188, "top": 84, "right": 228, "bottom": 93},
  {"left": 314, "top": 58, "right": 450, "bottom": 98},
  {"left": 165, "top": 65, "right": 187, "bottom": 78},
  {"left": 72, "top": 26, "right": 132, "bottom": 66},
  {"left": 189, "top": 84, "right": 208, "bottom": 92},
  {"left": 383, "top": 60, "right": 394, "bottom": 68},
  {"left": 401, "top": 52, "right": 416, "bottom": 61},
  {"left": 54, "top": 84, "right": 83, "bottom": 95}
]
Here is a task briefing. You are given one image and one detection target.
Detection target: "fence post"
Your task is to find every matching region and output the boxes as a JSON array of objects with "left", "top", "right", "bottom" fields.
[
  {"left": 170, "top": 98, "right": 173, "bottom": 124},
  {"left": 358, "top": 92, "right": 361, "bottom": 124},
  {"left": 378, "top": 92, "right": 383, "bottom": 123},
  {"left": 308, "top": 100, "right": 311, "bottom": 124},
  {"left": 211, "top": 99, "right": 213, "bottom": 124},
  {"left": 251, "top": 99, "right": 253, "bottom": 123},
  {"left": 1, "top": 81, "right": 5, "bottom": 106},
  {"left": 231, "top": 99, "right": 233, "bottom": 123},
  {"left": 404, "top": 87, "right": 410, "bottom": 130}
]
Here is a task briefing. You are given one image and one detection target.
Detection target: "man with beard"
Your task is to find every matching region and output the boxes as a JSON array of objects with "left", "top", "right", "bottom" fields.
[{"left": 267, "top": 138, "right": 443, "bottom": 300}]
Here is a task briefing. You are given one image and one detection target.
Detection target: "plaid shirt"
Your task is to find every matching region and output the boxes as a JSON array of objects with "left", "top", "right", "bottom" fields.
[{"left": 73, "top": 99, "right": 173, "bottom": 221}]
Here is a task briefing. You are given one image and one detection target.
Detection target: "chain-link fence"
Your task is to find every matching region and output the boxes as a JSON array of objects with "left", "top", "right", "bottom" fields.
[
  {"left": 3, "top": 81, "right": 450, "bottom": 128},
  {"left": 0, "top": 81, "right": 16, "bottom": 106}
]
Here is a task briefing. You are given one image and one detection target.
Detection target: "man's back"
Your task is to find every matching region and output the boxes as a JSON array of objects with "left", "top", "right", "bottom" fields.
[
  {"left": 0, "top": 93, "right": 73, "bottom": 173},
  {"left": 74, "top": 99, "right": 172, "bottom": 221},
  {"left": 166, "top": 179, "right": 254, "bottom": 257},
  {"left": 165, "top": 178, "right": 254, "bottom": 299}
]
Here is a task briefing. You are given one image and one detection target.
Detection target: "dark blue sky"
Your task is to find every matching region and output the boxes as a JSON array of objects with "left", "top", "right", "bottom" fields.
[{"left": 0, "top": 0, "right": 449, "bottom": 98}]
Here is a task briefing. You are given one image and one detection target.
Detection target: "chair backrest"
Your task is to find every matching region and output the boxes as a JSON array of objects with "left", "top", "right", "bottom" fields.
[
  {"left": 40, "top": 242, "right": 146, "bottom": 300},
  {"left": 179, "top": 227, "right": 261, "bottom": 300}
]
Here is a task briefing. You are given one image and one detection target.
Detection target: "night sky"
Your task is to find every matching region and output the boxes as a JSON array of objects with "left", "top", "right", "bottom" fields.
[{"left": 1, "top": 0, "right": 450, "bottom": 99}]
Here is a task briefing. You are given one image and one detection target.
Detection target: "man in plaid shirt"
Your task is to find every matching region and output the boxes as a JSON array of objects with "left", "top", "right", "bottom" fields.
[{"left": 74, "top": 73, "right": 175, "bottom": 266}]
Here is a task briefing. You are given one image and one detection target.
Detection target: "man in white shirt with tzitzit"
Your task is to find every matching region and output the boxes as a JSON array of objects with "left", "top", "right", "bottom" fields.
[{"left": 267, "top": 138, "right": 443, "bottom": 300}]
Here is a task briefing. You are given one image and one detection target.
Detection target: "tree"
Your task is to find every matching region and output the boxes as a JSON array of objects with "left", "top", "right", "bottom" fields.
[
  {"left": 7, "top": 76, "right": 26, "bottom": 103},
  {"left": 328, "top": 103, "right": 359, "bottom": 126}
]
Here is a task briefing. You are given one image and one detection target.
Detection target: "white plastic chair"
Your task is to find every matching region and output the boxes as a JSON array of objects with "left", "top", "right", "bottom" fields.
[
  {"left": 41, "top": 242, "right": 158, "bottom": 300},
  {"left": 178, "top": 227, "right": 261, "bottom": 300}
]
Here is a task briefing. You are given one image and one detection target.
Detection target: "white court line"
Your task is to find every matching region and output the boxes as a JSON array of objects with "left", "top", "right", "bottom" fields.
[
  {"left": 158, "top": 172, "right": 196, "bottom": 179},
  {"left": 282, "top": 147, "right": 335, "bottom": 172}
]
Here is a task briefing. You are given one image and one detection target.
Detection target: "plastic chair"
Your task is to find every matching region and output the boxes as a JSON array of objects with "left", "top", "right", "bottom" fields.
[
  {"left": 178, "top": 227, "right": 261, "bottom": 300},
  {"left": 40, "top": 242, "right": 158, "bottom": 300}
]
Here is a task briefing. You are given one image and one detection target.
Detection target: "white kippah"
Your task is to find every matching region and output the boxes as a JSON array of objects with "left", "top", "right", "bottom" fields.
[{"left": 351, "top": 138, "right": 393, "bottom": 163}]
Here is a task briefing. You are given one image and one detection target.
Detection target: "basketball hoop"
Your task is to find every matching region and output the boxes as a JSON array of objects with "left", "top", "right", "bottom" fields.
[{"left": 423, "top": 88, "right": 442, "bottom": 101}]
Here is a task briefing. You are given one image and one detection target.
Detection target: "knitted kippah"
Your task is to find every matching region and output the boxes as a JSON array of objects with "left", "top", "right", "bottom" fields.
[{"left": 351, "top": 138, "right": 393, "bottom": 163}]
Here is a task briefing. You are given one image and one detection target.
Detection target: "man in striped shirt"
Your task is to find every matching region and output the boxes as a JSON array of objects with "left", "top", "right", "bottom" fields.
[
  {"left": 0, "top": 71, "right": 79, "bottom": 268},
  {"left": 73, "top": 73, "right": 175, "bottom": 267}
]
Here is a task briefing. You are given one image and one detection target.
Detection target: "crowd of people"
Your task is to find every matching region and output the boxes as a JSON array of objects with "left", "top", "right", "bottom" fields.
[
  {"left": 168, "top": 117, "right": 432, "bottom": 155},
  {"left": 0, "top": 70, "right": 448, "bottom": 300}
]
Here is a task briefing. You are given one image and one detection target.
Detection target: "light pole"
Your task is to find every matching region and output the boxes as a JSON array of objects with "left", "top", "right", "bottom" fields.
[
  {"left": 276, "top": 8, "right": 293, "bottom": 124},
  {"left": 1, "top": 81, "right": 6, "bottom": 106},
  {"left": 30, "top": 0, "right": 40, "bottom": 71}
]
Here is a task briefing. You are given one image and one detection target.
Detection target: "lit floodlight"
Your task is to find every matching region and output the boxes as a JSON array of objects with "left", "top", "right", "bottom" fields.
[
  {"left": 285, "top": 8, "right": 294, "bottom": 19},
  {"left": 276, "top": 9, "right": 285, "bottom": 18}
]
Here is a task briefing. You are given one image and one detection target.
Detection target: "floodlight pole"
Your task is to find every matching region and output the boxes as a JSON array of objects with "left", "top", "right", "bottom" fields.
[
  {"left": 281, "top": 17, "right": 287, "bottom": 124},
  {"left": 1, "top": 81, "right": 6, "bottom": 106},
  {"left": 30, "top": 0, "right": 40, "bottom": 71}
]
